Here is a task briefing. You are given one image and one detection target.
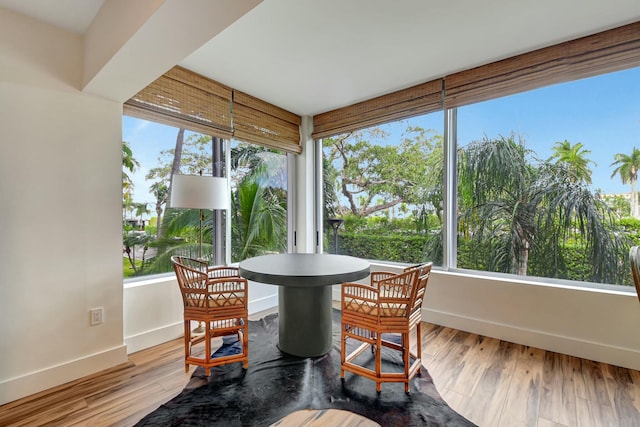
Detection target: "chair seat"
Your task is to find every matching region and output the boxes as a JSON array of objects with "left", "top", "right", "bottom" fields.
[
  {"left": 186, "top": 295, "right": 245, "bottom": 308},
  {"left": 343, "top": 298, "right": 408, "bottom": 317}
]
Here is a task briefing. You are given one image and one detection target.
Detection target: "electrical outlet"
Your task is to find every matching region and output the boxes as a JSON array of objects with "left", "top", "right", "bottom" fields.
[{"left": 90, "top": 307, "right": 104, "bottom": 326}]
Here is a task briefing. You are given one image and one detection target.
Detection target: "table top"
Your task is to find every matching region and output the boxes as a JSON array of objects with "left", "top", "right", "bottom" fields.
[{"left": 239, "top": 253, "right": 370, "bottom": 287}]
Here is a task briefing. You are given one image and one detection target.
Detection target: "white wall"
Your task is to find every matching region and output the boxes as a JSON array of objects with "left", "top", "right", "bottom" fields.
[
  {"left": 124, "top": 277, "right": 278, "bottom": 354},
  {"left": 423, "top": 270, "right": 640, "bottom": 371},
  {"left": 0, "top": 9, "right": 126, "bottom": 405}
]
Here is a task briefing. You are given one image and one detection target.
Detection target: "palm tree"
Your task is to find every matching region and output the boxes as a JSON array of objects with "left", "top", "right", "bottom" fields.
[
  {"left": 548, "top": 140, "right": 596, "bottom": 184},
  {"left": 459, "top": 134, "right": 625, "bottom": 283},
  {"left": 122, "top": 141, "right": 139, "bottom": 221},
  {"left": 122, "top": 194, "right": 134, "bottom": 225},
  {"left": 230, "top": 143, "right": 288, "bottom": 261},
  {"left": 231, "top": 179, "right": 287, "bottom": 261},
  {"left": 168, "top": 128, "right": 185, "bottom": 199},
  {"left": 134, "top": 202, "right": 150, "bottom": 229},
  {"left": 149, "top": 182, "right": 169, "bottom": 237},
  {"left": 122, "top": 141, "right": 139, "bottom": 191},
  {"left": 123, "top": 230, "right": 154, "bottom": 274},
  {"left": 610, "top": 147, "right": 640, "bottom": 218}
]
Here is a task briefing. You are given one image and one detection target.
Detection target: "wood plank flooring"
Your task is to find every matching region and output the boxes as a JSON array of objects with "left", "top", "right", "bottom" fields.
[{"left": 1, "top": 311, "right": 639, "bottom": 427}]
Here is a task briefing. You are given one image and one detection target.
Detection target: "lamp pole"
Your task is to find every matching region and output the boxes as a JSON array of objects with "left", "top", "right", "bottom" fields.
[
  {"left": 328, "top": 218, "right": 344, "bottom": 254},
  {"left": 212, "top": 137, "right": 225, "bottom": 265}
]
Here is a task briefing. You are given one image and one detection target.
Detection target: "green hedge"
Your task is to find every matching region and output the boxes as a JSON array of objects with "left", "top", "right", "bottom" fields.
[
  {"left": 328, "top": 231, "right": 633, "bottom": 286},
  {"left": 327, "top": 232, "right": 426, "bottom": 263}
]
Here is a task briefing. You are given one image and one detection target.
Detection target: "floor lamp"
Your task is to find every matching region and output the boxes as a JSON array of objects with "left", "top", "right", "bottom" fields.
[
  {"left": 170, "top": 173, "right": 229, "bottom": 261},
  {"left": 170, "top": 173, "right": 229, "bottom": 334}
]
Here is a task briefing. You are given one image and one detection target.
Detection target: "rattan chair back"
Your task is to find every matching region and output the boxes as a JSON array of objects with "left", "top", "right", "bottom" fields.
[{"left": 341, "top": 262, "right": 433, "bottom": 393}]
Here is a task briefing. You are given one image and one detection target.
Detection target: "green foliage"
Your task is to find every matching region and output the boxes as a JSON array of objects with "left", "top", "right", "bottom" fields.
[
  {"left": 122, "top": 140, "right": 139, "bottom": 203},
  {"left": 231, "top": 179, "right": 287, "bottom": 262},
  {"left": 457, "top": 134, "right": 627, "bottom": 283},
  {"left": 548, "top": 140, "right": 595, "bottom": 184},
  {"left": 328, "top": 232, "right": 428, "bottom": 263},
  {"left": 327, "top": 212, "right": 441, "bottom": 263},
  {"left": 340, "top": 213, "right": 438, "bottom": 236},
  {"left": 323, "top": 128, "right": 636, "bottom": 287},
  {"left": 123, "top": 257, "right": 142, "bottom": 278},
  {"left": 146, "top": 133, "right": 215, "bottom": 182},
  {"left": 330, "top": 232, "right": 634, "bottom": 287},
  {"left": 123, "top": 231, "right": 154, "bottom": 274},
  {"left": 618, "top": 217, "right": 640, "bottom": 246},
  {"left": 323, "top": 126, "right": 442, "bottom": 217},
  {"left": 139, "top": 142, "right": 288, "bottom": 273},
  {"left": 610, "top": 147, "right": 640, "bottom": 185}
]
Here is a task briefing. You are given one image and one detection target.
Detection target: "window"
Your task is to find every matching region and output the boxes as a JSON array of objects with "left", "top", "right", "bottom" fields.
[
  {"left": 122, "top": 116, "right": 288, "bottom": 278},
  {"left": 322, "top": 112, "right": 444, "bottom": 266},
  {"left": 454, "top": 67, "right": 640, "bottom": 286},
  {"left": 229, "top": 140, "right": 288, "bottom": 263}
]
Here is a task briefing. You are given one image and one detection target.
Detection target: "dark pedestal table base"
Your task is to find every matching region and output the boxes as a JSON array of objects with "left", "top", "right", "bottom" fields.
[{"left": 278, "top": 285, "right": 333, "bottom": 357}]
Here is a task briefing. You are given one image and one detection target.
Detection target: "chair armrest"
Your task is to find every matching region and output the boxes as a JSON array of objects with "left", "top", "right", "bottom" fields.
[{"left": 343, "top": 282, "right": 379, "bottom": 296}]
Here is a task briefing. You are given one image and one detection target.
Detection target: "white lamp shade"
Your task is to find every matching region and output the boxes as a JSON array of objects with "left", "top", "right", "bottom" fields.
[{"left": 170, "top": 174, "right": 229, "bottom": 210}]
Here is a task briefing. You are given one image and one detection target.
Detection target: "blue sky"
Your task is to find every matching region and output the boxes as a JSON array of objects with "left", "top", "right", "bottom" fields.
[
  {"left": 457, "top": 67, "right": 640, "bottom": 194},
  {"left": 122, "top": 117, "right": 200, "bottom": 207},
  {"left": 124, "top": 66, "right": 639, "bottom": 208}
]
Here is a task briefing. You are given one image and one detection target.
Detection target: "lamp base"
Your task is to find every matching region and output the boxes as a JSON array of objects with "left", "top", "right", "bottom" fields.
[{"left": 192, "top": 321, "right": 205, "bottom": 334}]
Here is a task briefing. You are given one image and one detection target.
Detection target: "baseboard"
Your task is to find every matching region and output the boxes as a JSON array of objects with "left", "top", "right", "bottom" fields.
[
  {"left": 125, "top": 294, "right": 280, "bottom": 355},
  {"left": 422, "top": 308, "right": 640, "bottom": 371},
  {"left": 125, "top": 322, "right": 184, "bottom": 354},
  {"left": 0, "top": 345, "right": 127, "bottom": 406},
  {"left": 249, "top": 294, "right": 278, "bottom": 315},
  {"left": 332, "top": 285, "right": 341, "bottom": 302}
]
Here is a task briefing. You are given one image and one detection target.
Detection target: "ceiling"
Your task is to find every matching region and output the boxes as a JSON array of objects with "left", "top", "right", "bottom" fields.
[{"left": 2, "top": 0, "right": 640, "bottom": 116}]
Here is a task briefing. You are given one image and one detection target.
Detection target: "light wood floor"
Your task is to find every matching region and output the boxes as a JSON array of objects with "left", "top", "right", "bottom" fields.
[{"left": 1, "top": 309, "right": 639, "bottom": 427}]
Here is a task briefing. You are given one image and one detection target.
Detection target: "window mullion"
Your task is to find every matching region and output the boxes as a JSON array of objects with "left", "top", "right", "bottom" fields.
[{"left": 443, "top": 108, "right": 458, "bottom": 269}]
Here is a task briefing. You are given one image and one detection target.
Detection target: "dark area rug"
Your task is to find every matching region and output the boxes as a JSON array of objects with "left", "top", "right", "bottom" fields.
[{"left": 135, "top": 309, "right": 476, "bottom": 427}]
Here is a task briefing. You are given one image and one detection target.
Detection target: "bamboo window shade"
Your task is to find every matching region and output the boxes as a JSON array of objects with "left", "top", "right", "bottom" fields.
[
  {"left": 311, "top": 79, "right": 443, "bottom": 139},
  {"left": 124, "top": 66, "right": 233, "bottom": 139},
  {"left": 444, "top": 21, "right": 640, "bottom": 108},
  {"left": 124, "top": 66, "right": 302, "bottom": 153},
  {"left": 232, "top": 90, "right": 302, "bottom": 154}
]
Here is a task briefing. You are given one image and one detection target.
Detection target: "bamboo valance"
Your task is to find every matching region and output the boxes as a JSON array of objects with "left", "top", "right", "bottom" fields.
[
  {"left": 444, "top": 21, "right": 640, "bottom": 108},
  {"left": 232, "top": 90, "right": 302, "bottom": 154},
  {"left": 124, "top": 66, "right": 233, "bottom": 139},
  {"left": 312, "top": 79, "right": 443, "bottom": 139},
  {"left": 124, "top": 66, "right": 302, "bottom": 153}
]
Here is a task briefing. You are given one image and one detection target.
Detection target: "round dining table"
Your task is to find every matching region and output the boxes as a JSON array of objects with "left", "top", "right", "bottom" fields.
[{"left": 239, "top": 253, "right": 370, "bottom": 357}]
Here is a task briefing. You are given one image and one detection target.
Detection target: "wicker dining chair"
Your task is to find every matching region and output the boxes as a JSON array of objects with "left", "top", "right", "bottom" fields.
[
  {"left": 171, "top": 256, "right": 249, "bottom": 375},
  {"left": 340, "top": 263, "right": 433, "bottom": 393},
  {"left": 630, "top": 246, "right": 640, "bottom": 304}
]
